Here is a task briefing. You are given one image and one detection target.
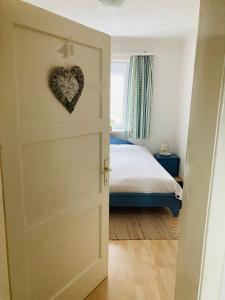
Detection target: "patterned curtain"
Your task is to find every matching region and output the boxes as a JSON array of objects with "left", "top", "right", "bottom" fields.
[{"left": 125, "top": 55, "right": 153, "bottom": 139}]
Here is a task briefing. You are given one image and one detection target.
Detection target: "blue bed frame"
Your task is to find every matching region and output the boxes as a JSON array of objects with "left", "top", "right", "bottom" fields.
[
  {"left": 110, "top": 135, "right": 182, "bottom": 217},
  {"left": 110, "top": 193, "right": 182, "bottom": 217}
]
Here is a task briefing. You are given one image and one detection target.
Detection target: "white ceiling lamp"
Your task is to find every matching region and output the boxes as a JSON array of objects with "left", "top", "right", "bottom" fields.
[{"left": 99, "top": 0, "right": 125, "bottom": 9}]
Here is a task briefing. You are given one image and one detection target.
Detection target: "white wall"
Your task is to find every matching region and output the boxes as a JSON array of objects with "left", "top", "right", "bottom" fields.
[{"left": 111, "top": 36, "right": 197, "bottom": 177}]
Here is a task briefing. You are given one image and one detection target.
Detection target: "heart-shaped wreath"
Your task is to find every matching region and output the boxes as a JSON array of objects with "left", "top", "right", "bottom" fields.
[{"left": 49, "top": 65, "right": 84, "bottom": 113}]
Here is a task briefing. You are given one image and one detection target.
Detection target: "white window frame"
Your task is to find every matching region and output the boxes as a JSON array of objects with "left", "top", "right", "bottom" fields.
[{"left": 110, "top": 59, "right": 130, "bottom": 131}]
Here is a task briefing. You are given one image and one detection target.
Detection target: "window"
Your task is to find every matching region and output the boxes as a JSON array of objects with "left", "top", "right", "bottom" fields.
[{"left": 110, "top": 61, "right": 129, "bottom": 130}]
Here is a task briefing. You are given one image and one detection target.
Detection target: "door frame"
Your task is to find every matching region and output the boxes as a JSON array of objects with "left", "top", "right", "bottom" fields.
[
  {"left": 198, "top": 61, "right": 225, "bottom": 300},
  {"left": 174, "top": 0, "right": 225, "bottom": 299}
]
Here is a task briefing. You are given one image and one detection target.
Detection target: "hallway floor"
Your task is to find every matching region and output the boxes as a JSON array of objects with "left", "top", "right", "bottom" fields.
[{"left": 86, "top": 240, "right": 178, "bottom": 300}]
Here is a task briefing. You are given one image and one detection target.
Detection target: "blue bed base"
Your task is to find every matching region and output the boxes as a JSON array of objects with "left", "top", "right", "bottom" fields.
[{"left": 110, "top": 192, "right": 182, "bottom": 217}]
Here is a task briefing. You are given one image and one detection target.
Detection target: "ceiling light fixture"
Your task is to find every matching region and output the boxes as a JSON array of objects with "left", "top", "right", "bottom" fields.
[{"left": 99, "top": 0, "right": 125, "bottom": 9}]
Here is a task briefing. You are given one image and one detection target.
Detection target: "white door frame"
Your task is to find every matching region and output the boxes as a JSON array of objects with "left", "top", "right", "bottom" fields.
[
  {"left": 199, "top": 61, "right": 225, "bottom": 300},
  {"left": 175, "top": 0, "right": 225, "bottom": 299}
]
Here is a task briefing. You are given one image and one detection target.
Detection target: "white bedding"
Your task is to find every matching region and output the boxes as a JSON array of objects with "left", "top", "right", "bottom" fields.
[{"left": 110, "top": 144, "right": 182, "bottom": 199}]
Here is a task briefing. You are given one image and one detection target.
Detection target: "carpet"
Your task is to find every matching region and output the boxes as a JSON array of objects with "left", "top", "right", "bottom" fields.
[{"left": 109, "top": 207, "right": 179, "bottom": 240}]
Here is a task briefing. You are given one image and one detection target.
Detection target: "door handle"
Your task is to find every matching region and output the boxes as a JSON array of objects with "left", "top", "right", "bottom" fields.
[
  {"left": 102, "top": 159, "right": 111, "bottom": 186},
  {"left": 102, "top": 166, "right": 112, "bottom": 174}
]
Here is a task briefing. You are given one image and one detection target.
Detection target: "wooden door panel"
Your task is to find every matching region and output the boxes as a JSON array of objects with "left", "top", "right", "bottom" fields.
[
  {"left": 0, "top": 1, "right": 110, "bottom": 299},
  {"left": 28, "top": 206, "right": 101, "bottom": 300},
  {"left": 14, "top": 25, "right": 102, "bottom": 124},
  {"left": 21, "top": 133, "right": 101, "bottom": 228}
]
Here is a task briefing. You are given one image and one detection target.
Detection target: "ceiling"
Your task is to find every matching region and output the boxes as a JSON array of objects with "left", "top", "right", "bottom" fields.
[{"left": 24, "top": 0, "right": 199, "bottom": 38}]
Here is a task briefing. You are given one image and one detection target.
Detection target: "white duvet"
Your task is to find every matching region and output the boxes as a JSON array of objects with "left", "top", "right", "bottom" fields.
[{"left": 110, "top": 144, "right": 182, "bottom": 199}]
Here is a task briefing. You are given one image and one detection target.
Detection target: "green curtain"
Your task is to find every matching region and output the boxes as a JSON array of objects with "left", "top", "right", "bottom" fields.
[{"left": 125, "top": 55, "right": 153, "bottom": 139}]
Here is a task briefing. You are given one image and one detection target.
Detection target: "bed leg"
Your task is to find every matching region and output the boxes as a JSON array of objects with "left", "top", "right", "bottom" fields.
[{"left": 169, "top": 205, "right": 180, "bottom": 217}]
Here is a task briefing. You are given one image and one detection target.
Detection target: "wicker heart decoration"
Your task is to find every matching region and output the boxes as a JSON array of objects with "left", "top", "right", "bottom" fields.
[{"left": 49, "top": 66, "right": 84, "bottom": 113}]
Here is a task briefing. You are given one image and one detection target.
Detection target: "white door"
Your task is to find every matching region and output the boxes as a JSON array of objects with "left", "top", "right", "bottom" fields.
[{"left": 0, "top": 1, "right": 110, "bottom": 299}]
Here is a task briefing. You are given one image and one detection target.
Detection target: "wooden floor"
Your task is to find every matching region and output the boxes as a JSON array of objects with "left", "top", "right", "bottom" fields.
[{"left": 86, "top": 240, "right": 178, "bottom": 300}]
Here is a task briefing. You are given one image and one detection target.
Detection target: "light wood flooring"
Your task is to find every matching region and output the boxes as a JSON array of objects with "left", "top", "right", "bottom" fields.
[{"left": 86, "top": 240, "right": 178, "bottom": 300}]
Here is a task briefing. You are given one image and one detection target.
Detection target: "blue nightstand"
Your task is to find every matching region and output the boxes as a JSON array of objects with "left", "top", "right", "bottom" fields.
[{"left": 154, "top": 153, "right": 180, "bottom": 177}]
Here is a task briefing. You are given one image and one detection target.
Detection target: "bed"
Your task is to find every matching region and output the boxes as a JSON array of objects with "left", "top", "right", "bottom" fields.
[{"left": 109, "top": 136, "right": 182, "bottom": 217}]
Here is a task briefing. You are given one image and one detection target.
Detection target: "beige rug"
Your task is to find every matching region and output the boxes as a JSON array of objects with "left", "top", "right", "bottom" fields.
[{"left": 109, "top": 207, "right": 179, "bottom": 240}]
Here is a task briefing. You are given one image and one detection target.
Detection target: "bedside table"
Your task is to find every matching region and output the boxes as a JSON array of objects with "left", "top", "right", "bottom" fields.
[{"left": 154, "top": 153, "right": 180, "bottom": 177}]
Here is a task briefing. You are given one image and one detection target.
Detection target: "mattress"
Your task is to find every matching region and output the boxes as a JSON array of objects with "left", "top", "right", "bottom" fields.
[{"left": 109, "top": 144, "right": 182, "bottom": 199}]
